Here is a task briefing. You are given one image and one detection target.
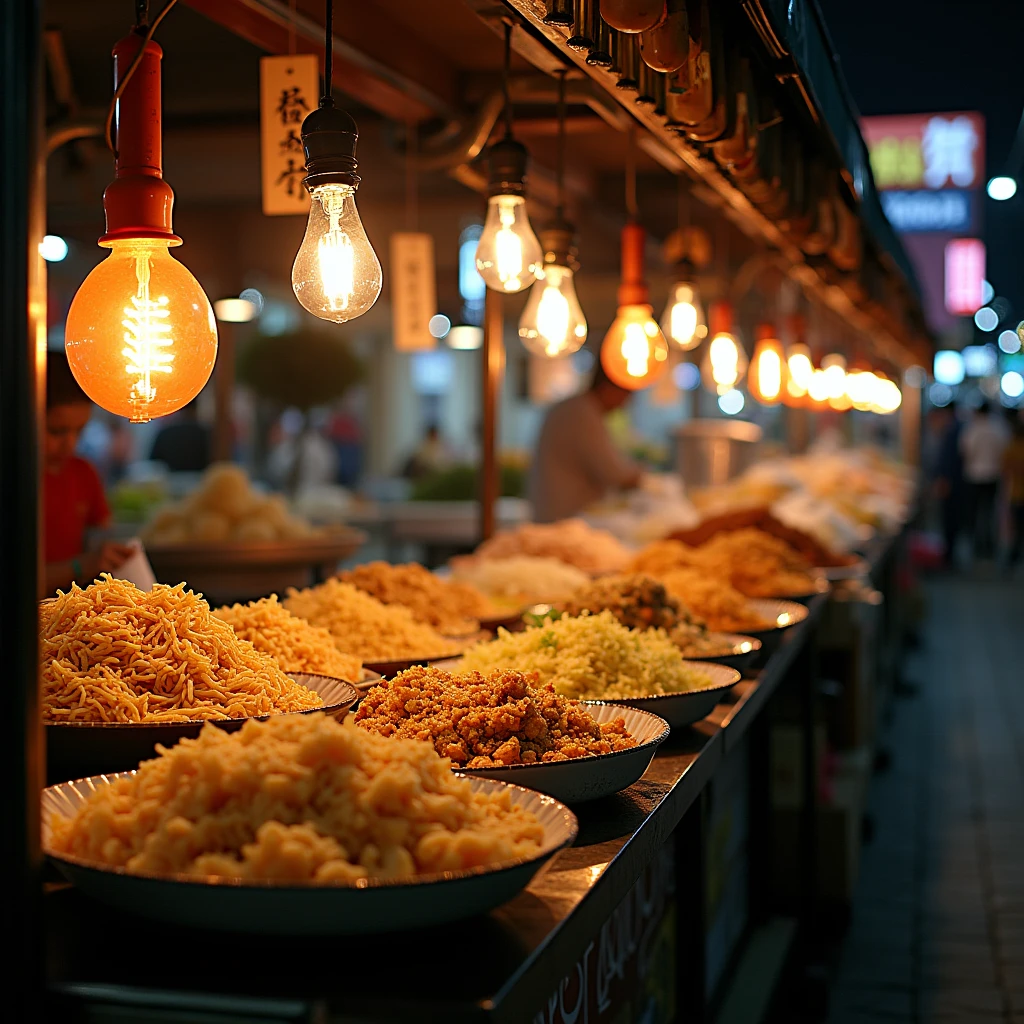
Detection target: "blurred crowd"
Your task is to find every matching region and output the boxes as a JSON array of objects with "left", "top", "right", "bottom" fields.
[{"left": 925, "top": 401, "right": 1024, "bottom": 569}]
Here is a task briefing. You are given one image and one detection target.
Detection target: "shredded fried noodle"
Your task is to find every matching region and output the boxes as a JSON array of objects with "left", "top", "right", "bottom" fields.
[{"left": 41, "top": 576, "right": 322, "bottom": 723}]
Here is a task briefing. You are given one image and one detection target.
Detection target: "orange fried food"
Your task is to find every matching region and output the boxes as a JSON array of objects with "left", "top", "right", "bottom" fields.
[{"left": 354, "top": 665, "right": 636, "bottom": 768}]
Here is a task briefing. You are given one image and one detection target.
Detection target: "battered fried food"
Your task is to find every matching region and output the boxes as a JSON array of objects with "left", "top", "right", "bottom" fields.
[{"left": 354, "top": 665, "right": 636, "bottom": 767}]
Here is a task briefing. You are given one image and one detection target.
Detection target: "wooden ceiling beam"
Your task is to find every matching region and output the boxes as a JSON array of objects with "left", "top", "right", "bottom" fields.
[{"left": 182, "top": 0, "right": 460, "bottom": 123}]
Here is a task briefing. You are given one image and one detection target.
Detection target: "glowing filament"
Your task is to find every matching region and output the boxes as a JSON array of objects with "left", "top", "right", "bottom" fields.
[
  {"left": 535, "top": 284, "right": 571, "bottom": 355},
  {"left": 318, "top": 190, "right": 356, "bottom": 311},
  {"left": 622, "top": 322, "right": 653, "bottom": 377},
  {"left": 710, "top": 334, "right": 740, "bottom": 389},
  {"left": 494, "top": 202, "right": 525, "bottom": 291},
  {"left": 121, "top": 253, "right": 173, "bottom": 416},
  {"left": 757, "top": 348, "right": 783, "bottom": 400}
]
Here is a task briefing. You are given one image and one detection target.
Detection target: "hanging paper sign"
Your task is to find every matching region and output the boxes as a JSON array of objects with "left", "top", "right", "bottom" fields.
[
  {"left": 528, "top": 352, "right": 578, "bottom": 404},
  {"left": 259, "top": 54, "right": 318, "bottom": 216},
  {"left": 390, "top": 232, "right": 437, "bottom": 351}
]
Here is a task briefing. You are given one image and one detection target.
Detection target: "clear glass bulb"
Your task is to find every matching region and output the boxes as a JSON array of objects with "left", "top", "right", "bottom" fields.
[
  {"left": 64, "top": 239, "right": 217, "bottom": 423},
  {"left": 661, "top": 281, "right": 706, "bottom": 350},
  {"left": 518, "top": 264, "right": 587, "bottom": 357},
  {"left": 292, "top": 183, "right": 382, "bottom": 323},
  {"left": 600, "top": 303, "right": 670, "bottom": 389},
  {"left": 701, "top": 331, "right": 747, "bottom": 395},
  {"left": 475, "top": 194, "right": 543, "bottom": 293},
  {"left": 846, "top": 370, "right": 877, "bottom": 411},
  {"left": 807, "top": 367, "right": 830, "bottom": 404},
  {"left": 749, "top": 337, "right": 785, "bottom": 403},
  {"left": 786, "top": 344, "right": 813, "bottom": 400}
]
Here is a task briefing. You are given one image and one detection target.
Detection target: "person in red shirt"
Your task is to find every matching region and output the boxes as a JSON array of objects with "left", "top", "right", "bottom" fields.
[{"left": 44, "top": 352, "right": 133, "bottom": 593}]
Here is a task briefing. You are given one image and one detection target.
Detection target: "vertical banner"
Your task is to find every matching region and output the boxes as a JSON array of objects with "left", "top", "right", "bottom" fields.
[
  {"left": 259, "top": 54, "right": 319, "bottom": 216},
  {"left": 390, "top": 232, "right": 437, "bottom": 351}
]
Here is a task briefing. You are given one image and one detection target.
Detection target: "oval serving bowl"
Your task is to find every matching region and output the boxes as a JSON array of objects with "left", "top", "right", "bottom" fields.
[
  {"left": 361, "top": 649, "right": 469, "bottom": 679},
  {"left": 453, "top": 704, "right": 670, "bottom": 804},
  {"left": 742, "top": 598, "right": 810, "bottom": 659},
  {"left": 45, "top": 673, "right": 359, "bottom": 785},
  {"left": 679, "top": 632, "right": 762, "bottom": 673},
  {"left": 596, "top": 661, "right": 742, "bottom": 729},
  {"left": 42, "top": 774, "right": 577, "bottom": 936}
]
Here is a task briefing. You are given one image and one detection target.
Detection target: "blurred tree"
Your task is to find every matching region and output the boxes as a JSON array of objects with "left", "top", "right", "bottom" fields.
[
  {"left": 237, "top": 330, "right": 365, "bottom": 493},
  {"left": 237, "top": 329, "right": 365, "bottom": 410}
]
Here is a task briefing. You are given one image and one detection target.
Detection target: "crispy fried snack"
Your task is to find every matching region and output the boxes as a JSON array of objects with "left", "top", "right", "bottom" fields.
[{"left": 354, "top": 665, "right": 636, "bottom": 767}]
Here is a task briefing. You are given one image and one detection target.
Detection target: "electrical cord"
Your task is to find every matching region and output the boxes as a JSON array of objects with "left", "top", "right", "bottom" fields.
[
  {"left": 104, "top": 0, "right": 179, "bottom": 156},
  {"left": 323, "top": 0, "right": 333, "bottom": 103},
  {"left": 555, "top": 69, "right": 566, "bottom": 216}
]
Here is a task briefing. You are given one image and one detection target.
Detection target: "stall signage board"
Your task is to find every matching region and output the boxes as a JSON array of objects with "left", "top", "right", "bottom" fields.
[
  {"left": 944, "top": 238, "right": 986, "bottom": 316},
  {"left": 528, "top": 840, "right": 676, "bottom": 1024},
  {"left": 860, "top": 112, "right": 985, "bottom": 192},
  {"left": 259, "top": 54, "right": 318, "bottom": 216},
  {"left": 390, "top": 233, "right": 437, "bottom": 351}
]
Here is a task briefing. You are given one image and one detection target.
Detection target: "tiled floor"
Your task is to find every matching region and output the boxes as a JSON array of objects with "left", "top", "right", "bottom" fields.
[{"left": 828, "top": 574, "right": 1024, "bottom": 1024}]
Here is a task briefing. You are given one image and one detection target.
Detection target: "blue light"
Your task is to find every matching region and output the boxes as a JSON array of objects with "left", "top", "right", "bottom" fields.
[
  {"left": 673, "top": 361, "right": 701, "bottom": 390},
  {"left": 933, "top": 350, "right": 965, "bottom": 386},
  {"left": 718, "top": 389, "right": 745, "bottom": 415}
]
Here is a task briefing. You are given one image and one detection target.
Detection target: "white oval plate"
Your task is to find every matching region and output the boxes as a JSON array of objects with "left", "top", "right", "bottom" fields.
[
  {"left": 596, "top": 662, "right": 742, "bottom": 728},
  {"left": 744, "top": 598, "right": 809, "bottom": 637},
  {"left": 42, "top": 774, "right": 577, "bottom": 936},
  {"left": 454, "top": 704, "right": 670, "bottom": 804}
]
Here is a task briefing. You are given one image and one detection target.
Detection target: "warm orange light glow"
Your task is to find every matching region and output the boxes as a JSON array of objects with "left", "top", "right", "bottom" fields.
[
  {"left": 748, "top": 327, "right": 786, "bottom": 404},
  {"left": 65, "top": 239, "right": 218, "bottom": 423},
  {"left": 785, "top": 343, "right": 813, "bottom": 404},
  {"left": 702, "top": 332, "right": 747, "bottom": 395},
  {"left": 600, "top": 303, "right": 670, "bottom": 390}
]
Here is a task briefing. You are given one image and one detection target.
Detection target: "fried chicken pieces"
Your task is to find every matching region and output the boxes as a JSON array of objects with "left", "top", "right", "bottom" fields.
[{"left": 354, "top": 665, "right": 636, "bottom": 768}]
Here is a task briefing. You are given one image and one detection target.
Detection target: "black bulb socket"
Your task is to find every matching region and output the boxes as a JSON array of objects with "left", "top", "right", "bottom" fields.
[
  {"left": 540, "top": 214, "right": 580, "bottom": 272},
  {"left": 300, "top": 99, "right": 361, "bottom": 190},
  {"left": 486, "top": 136, "right": 529, "bottom": 197}
]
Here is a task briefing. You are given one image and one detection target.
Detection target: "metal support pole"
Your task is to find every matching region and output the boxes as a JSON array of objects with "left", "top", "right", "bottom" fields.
[
  {"left": 900, "top": 378, "right": 922, "bottom": 467},
  {"left": 213, "top": 321, "right": 235, "bottom": 462},
  {"left": 1, "top": 0, "right": 45, "bottom": 1013},
  {"left": 480, "top": 288, "right": 504, "bottom": 542}
]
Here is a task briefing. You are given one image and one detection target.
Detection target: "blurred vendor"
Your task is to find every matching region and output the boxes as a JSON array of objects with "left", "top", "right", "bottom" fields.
[
  {"left": 44, "top": 352, "right": 133, "bottom": 593},
  {"left": 529, "top": 362, "right": 642, "bottom": 522}
]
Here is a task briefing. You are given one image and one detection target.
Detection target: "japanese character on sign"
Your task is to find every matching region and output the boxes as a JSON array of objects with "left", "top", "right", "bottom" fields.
[
  {"left": 276, "top": 86, "right": 309, "bottom": 125},
  {"left": 922, "top": 115, "right": 979, "bottom": 189},
  {"left": 260, "top": 54, "right": 319, "bottom": 216}
]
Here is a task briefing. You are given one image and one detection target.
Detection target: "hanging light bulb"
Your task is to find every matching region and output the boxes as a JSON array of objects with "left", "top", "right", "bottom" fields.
[
  {"left": 475, "top": 24, "right": 543, "bottom": 294},
  {"left": 821, "top": 353, "right": 850, "bottom": 410},
  {"left": 601, "top": 221, "right": 670, "bottom": 389},
  {"left": 701, "top": 301, "right": 747, "bottom": 395},
  {"left": 65, "top": 24, "right": 217, "bottom": 423},
  {"left": 660, "top": 215, "right": 710, "bottom": 350},
  {"left": 785, "top": 346, "right": 813, "bottom": 404},
  {"left": 871, "top": 373, "right": 902, "bottom": 414},
  {"left": 661, "top": 279, "right": 706, "bottom": 350},
  {"left": 600, "top": 129, "right": 668, "bottom": 390},
  {"left": 846, "top": 368, "right": 878, "bottom": 411},
  {"left": 519, "top": 220, "right": 587, "bottom": 358},
  {"left": 291, "top": 0, "right": 381, "bottom": 322},
  {"left": 748, "top": 324, "right": 786, "bottom": 404},
  {"left": 807, "top": 366, "right": 830, "bottom": 406},
  {"left": 518, "top": 73, "right": 587, "bottom": 357}
]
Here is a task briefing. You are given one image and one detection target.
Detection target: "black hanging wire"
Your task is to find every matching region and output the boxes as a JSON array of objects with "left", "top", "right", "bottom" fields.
[
  {"left": 502, "top": 21, "right": 514, "bottom": 138},
  {"left": 105, "top": 0, "right": 179, "bottom": 156},
  {"left": 323, "top": 0, "right": 334, "bottom": 104},
  {"left": 625, "top": 124, "right": 638, "bottom": 220},
  {"left": 555, "top": 70, "right": 566, "bottom": 218}
]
